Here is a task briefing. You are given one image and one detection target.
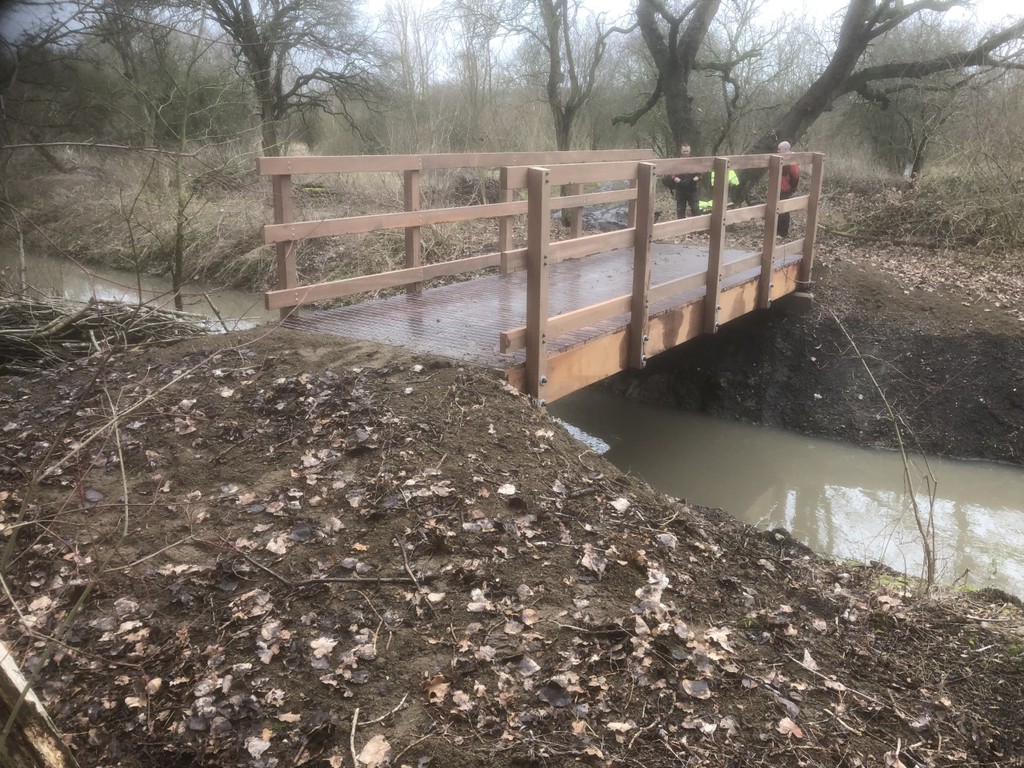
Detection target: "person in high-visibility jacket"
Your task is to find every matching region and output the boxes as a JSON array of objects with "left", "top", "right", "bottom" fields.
[{"left": 698, "top": 169, "right": 740, "bottom": 212}]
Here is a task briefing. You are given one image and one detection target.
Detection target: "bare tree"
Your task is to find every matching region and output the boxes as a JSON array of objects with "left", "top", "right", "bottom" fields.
[
  {"left": 750, "top": 0, "right": 1024, "bottom": 154},
  {"left": 201, "top": 0, "right": 379, "bottom": 156},
  {"left": 616, "top": 0, "right": 722, "bottom": 153},
  {"left": 524, "top": 0, "right": 634, "bottom": 150}
]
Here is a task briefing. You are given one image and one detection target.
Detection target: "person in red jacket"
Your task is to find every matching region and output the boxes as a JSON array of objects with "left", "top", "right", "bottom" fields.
[{"left": 777, "top": 140, "right": 800, "bottom": 237}]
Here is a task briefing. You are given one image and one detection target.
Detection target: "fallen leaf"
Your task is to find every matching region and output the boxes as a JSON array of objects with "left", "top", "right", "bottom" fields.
[
  {"left": 681, "top": 679, "right": 712, "bottom": 699},
  {"left": 245, "top": 736, "right": 271, "bottom": 758},
  {"left": 777, "top": 717, "right": 803, "bottom": 738},
  {"left": 357, "top": 734, "right": 391, "bottom": 767},
  {"left": 424, "top": 675, "right": 449, "bottom": 703},
  {"left": 310, "top": 636, "right": 337, "bottom": 659}
]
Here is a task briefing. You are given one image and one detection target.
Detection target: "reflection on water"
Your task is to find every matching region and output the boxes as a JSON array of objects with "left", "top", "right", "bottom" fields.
[
  {"left": 551, "top": 389, "right": 1024, "bottom": 596},
  {"left": 0, "top": 246, "right": 274, "bottom": 329}
]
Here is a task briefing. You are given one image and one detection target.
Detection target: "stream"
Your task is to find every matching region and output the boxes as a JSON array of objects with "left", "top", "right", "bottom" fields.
[
  {"left": 552, "top": 388, "right": 1024, "bottom": 597},
  {"left": 0, "top": 246, "right": 275, "bottom": 328}
]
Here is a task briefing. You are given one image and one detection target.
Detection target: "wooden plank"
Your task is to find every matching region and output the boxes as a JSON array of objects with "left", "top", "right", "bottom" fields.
[
  {"left": 500, "top": 293, "right": 632, "bottom": 353},
  {"left": 507, "top": 331, "right": 630, "bottom": 403},
  {"left": 652, "top": 214, "right": 712, "bottom": 238},
  {"left": 645, "top": 300, "right": 704, "bottom": 357},
  {"left": 265, "top": 252, "right": 501, "bottom": 309},
  {"left": 705, "top": 157, "right": 729, "bottom": 333},
  {"left": 724, "top": 203, "right": 768, "bottom": 225},
  {"left": 630, "top": 162, "right": 656, "bottom": 368},
  {"left": 801, "top": 153, "right": 826, "bottom": 286},
  {"left": 526, "top": 167, "right": 551, "bottom": 402},
  {"left": 404, "top": 169, "right": 422, "bottom": 295},
  {"left": 721, "top": 253, "right": 760, "bottom": 279},
  {"left": 649, "top": 272, "right": 706, "bottom": 304},
  {"left": 565, "top": 182, "right": 583, "bottom": 238},
  {"left": 549, "top": 229, "right": 634, "bottom": 262},
  {"left": 725, "top": 151, "right": 814, "bottom": 170},
  {"left": 498, "top": 167, "right": 514, "bottom": 274},
  {"left": 771, "top": 261, "right": 802, "bottom": 299},
  {"left": 777, "top": 195, "right": 807, "bottom": 213},
  {"left": 505, "top": 262, "right": 808, "bottom": 402},
  {"left": 263, "top": 200, "right": 528, "bottom": 243},
  {"left": 656, "top": 157, "right": 715, "bottom": 175},
  {"left": 627, "top": 178, "right": 638, "bottom": 228},
  {"left": 271, "top": 174, "right": 298, "bottom": 319},
  {"left": 716, "top": 276, "right": 760, "bottom": 325},
  {"left": 259, "top": 149, "right": 657, "bottom": 177},
  {"left": 503, "top": 151, "right": 655, "bottom": 187},
  {"left": 759, "top": 154, "right": 783, "bottom": 309},
  {"left": 552, "top": 188, "right": 637, "bottom": 210},
  {"left": 545, "top": 161, "right": 642, "bottom": 185},
  {"left": 779, "top": 238, "right": 805, "bottom": 257},
  {"left": 260, "top": 155, "right": 424, "bottom": 175},
  {"left": 502, "top": 246, "right": 528, "bottom": 273}
]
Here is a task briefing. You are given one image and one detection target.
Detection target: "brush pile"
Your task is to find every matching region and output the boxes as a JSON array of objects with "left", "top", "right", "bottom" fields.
[{"left": 0, "top": 293, "right": 208, "bottom": 371}]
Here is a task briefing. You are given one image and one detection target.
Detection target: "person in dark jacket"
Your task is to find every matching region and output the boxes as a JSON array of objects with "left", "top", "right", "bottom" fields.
[
  {"left": 777, "top": 140, "right": 800, "bottom": 237},
  {"left": 662, "top": 143, "right": 701, "bottom": 219}
]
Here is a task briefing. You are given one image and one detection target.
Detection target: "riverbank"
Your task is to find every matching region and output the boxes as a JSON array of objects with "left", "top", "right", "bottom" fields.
[
  {"left": 2, "top": 259, "right": 1024, "bottom": 765},
  {"left": 610, "top": 233, "right": 1024, "bottom": 467}
]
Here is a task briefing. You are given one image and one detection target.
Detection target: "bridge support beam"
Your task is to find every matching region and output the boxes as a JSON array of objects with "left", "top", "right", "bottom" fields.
[
  {"left": 801, "top": 153, "right": 826, "bottom": 287},
  {"left": 526, "top": 167, "right": 551, "bottom": 404},
  {"left": 271, "top": 174, "right": 298, "bottom": 320},
  {"left": 404, "top": 168, "right": 423, "bottom": 294},
  {"left": 759, "top": 155, "right": 783, "bottom": 309},
  {"left": 704, "top": 157, "right": 730, "bottom": 333},
  {"left": 630, "top": 163, "right": 656, "bottom": 368}
]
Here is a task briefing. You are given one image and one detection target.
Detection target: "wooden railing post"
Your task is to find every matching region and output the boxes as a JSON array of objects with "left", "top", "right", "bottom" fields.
[
  {"left": 759, "top": 154, "right": 783, "bottom": 309},
  {"left": 404, "top": 167, "right": 422, "bottom": 294},
  {"left": 800, "top": 152, "right": 826, "bottom": 287},
  {"left": 704, "top": 157, "right": 729, "bottom": 334},
  {"left": 498, "top": 166, "right": 514, "bottom": 274},
  {"left": 271, "top": 174, "right": 298, "bottom": 320},
  {"left": 626, "top": 178, "right": 638, "bottom": 228},
  {"left": 630, "top": 163, "right": 656, "bottom": 369},
  {"left": 526, "top": 166, "right": 551, "bottom": 404},
  {"left": 565, "top": 182, "right": 583, "bottom": 238}
]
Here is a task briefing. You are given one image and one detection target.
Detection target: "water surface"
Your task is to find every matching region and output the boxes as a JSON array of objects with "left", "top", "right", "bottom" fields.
[{"left": 552, "top": 389, "right": 1024, "bottom": 596}]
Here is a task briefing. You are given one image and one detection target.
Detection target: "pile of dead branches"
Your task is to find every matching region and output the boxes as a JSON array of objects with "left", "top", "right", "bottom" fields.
[{"left": 0, "top": 293, "right": 208, "bottom": 372}]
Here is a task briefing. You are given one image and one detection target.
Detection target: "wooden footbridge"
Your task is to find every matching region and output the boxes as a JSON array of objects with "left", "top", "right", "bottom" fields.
[{"left": 260, "top": 149, "right": 824, "bottom": 404}]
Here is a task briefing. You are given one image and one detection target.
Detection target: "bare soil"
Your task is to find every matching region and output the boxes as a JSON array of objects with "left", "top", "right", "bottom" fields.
[{"left": 2, "top": 241, "right": 1024, "bottom": 767}]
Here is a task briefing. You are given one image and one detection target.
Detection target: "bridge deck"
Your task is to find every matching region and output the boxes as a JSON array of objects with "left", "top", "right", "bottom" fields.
[{"left": 283, "top": 241, "right": 799, "bottom": 370}]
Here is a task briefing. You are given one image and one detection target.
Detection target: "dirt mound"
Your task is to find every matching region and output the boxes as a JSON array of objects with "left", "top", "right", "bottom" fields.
[{"left": 2, "top": 320, "right": 1023, "bottom": 766}]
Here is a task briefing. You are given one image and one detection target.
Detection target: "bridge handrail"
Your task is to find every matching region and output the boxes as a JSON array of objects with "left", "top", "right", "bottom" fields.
[
  {"left": 509, "top": 153, "right": 825, "bottom": 402},
  {"left": 261, "top": 149, "right": 655, "bottom": 315}
]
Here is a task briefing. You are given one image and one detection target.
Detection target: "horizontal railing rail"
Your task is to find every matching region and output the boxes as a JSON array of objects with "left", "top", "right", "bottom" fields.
[{"left": 260, "top": 149, "right": 656, "bottom": 316}]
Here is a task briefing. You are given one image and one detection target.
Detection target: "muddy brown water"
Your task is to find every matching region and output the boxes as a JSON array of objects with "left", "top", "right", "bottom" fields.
[
  {"left": 0, "top": 247, "right": 275, "bottom": 327},
  {"left": 552, "top": 388, "right": 1024, "bottom": 597}
]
